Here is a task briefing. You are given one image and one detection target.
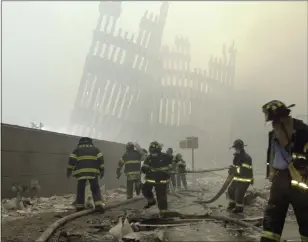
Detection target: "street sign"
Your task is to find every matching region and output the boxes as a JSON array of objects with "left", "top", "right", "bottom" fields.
[
  {"left": 179, "top": 136, "right": 199, "bottom": 171},
  {"left": 186, "top": 136, "right": 198, "bottom": 149},
  {"left": 179, "top": 137, "right": 198, "bottom": 149},
  {"left": 179, "top": 140, "right": 187, "bottom": 149}
]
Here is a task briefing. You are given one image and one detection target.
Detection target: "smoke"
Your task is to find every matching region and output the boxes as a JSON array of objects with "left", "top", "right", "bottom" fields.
[{"left": 235, "top": 2, "right": 307, "bottom": 114}]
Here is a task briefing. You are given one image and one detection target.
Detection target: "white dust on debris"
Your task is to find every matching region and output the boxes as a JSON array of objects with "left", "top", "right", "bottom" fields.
[{"left": 1, "top": 186, "right": 128, "bottom": 222}]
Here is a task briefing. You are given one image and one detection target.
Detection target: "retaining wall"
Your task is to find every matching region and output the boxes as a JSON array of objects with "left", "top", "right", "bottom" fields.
[{"left": 1, "top": 123, "right": 126, "bottom": 198}]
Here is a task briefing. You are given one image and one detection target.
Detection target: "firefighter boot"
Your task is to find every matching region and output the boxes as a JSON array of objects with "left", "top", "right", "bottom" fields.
[
  {"left": 159, "top": 210, "right": 169, "bottom": 219},
  {"left": 95, "top": 205, "right": 105, "bottom": 213},
  {"left": 144, "top": 199, "right": 156, "bottom": 209},
  {"left": 135, "top": 180, "right": 141, "bottom": 196},
  {"left": 232, "top": 206, "right": 244, "bottom": 214},
  {"left": 227, "top": 202, "right": 236, "bottom": 211}
]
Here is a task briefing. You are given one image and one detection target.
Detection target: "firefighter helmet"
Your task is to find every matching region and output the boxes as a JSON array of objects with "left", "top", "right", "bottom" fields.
[
  {"left": 262, "top": 100, "right": 295, "bottom": 122},
  {"left": 149, "top": 141, "right": 162, "bottom": 153},
  {"left": 126, "top": 142, "right": 135, "bottom": 150},
  {"left": 166, "top": 148, "right": 173, "bottom": 155},
  {"left": 79, "top": 137, "right": 93, "bottom": 144},
  {"left": 230, "top": 139, "right": 246, "bottom": 149},
  {"left": 175, "top": 153, "right": 183, "bottom": 159}
]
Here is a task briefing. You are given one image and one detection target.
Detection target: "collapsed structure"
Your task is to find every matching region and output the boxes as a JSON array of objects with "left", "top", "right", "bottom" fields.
[{"left": 69, "top": 1, "right": 236, "bottom": 163}]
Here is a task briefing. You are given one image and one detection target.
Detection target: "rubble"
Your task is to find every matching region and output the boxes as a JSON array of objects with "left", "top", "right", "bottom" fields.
[
  {"left": 3, "top": 173, "right": 301, "bottom": 242},
  {"left": 1, "top": 187, "right": 127, "bottom": 223},
  {"left": 123, "top": 230, "right": 165, "bottom": 242},
  {"left": 108, "top": 217, "right": 124, "bottom": 240}
]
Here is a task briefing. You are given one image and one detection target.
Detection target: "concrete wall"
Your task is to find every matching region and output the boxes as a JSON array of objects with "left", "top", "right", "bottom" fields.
[{"left": 1, "top": 123, "right": 126, "bottom": 198}]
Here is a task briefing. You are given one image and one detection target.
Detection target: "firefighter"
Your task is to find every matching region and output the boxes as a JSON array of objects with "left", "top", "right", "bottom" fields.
[
  {"left": 67, "top": 137, "right": 105, "bottom": 212},
  {"left": 166, "top": 148, "right": 177, "bottom": 190},
  {"left": 141, "top": 141, "right": 173, "bottom": 217},
  {"left": 227, "top": 139, "right": 254, "bottom": 213},
  {"left": 175, "top": 153, "right": 188, "bottom": 190},
  {"left": 116, "top": 142, "right": 143, "bottom": 199},
  {"left": 260, "top": 100, "right": 308, "bottom": 242}
]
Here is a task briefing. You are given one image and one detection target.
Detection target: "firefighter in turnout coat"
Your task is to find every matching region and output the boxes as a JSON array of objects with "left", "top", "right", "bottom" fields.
[
  {"left": 227, "top": 139, "right": 254, "bottom": 213},
  {"left": 260, "top": 100, "right": 308, "bottom": 242},
  {"left": 175, "top": 153, "right": 188, "bottom": 190},
  {"left": 141, "top": 141, "right": 173, "bottom": 217},
  {"left": 67, "top": 137, "right": 105, "bottom": 212},
  {"left": 116, "top": 142, "right": 143, "bottom": 199}
]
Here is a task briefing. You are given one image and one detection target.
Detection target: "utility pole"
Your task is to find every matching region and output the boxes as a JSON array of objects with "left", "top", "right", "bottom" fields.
[{"left": 192, "top": 147, "right": 195, "bottom": 171}]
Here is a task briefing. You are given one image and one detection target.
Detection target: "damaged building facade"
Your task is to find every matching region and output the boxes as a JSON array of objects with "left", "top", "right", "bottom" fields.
[{"left": 69, "top": 1, "right": 236, "bottom": 166}]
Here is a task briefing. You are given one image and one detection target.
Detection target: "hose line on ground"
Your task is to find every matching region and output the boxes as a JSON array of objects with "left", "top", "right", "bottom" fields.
[
  {"left": 171, "top": 167, "right": 229, "bottom": 175},
  {"left": 194, "top": 174, "right": 235, "bottom": 204},
  {"left": 36, "top": 196, "right": 144, "bottom": 242}
]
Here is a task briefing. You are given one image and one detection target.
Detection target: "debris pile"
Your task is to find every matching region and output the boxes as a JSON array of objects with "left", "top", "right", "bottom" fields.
[
  {"left": 1, "top": 187, "right": 128, "bottom": 222},
  {"left": 244, "top": 187, "right": 295, "bottom": 219},
  {"left": 2, "top": 194, "right": 76, "bottom": 222}
]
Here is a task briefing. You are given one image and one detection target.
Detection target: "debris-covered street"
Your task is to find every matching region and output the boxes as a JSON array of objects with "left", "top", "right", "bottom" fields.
[{"left": 1, "top": 172, "right": 302, "bottom": 242}]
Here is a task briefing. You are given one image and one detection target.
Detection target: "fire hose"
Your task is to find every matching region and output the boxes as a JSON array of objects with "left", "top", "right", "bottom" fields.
[
  {"left": 35, "top": 196, "right": 144, "bottom": 242},
  {"left": 194, "top": 173, "right": 235, "bottom": 204},
  {"left": 171, "top": 167, "right": 229, "bottom": 174}
]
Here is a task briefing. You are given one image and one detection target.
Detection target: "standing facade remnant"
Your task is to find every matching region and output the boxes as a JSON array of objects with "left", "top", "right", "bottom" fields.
[{"left": 70, "top": 1, "right": 236, "bottom": 164}]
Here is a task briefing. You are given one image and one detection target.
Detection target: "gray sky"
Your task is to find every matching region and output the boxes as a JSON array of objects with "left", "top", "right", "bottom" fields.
[{"left": 2, "top": 1, "right": 307, "bottom": 132}]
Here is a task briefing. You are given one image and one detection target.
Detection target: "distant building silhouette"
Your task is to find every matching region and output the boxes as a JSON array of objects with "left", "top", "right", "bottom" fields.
[{"left": 70, "top": 1, "right": 236, "bottom": 163}]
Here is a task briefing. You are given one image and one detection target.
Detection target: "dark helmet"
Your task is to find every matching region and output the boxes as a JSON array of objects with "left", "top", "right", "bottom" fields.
[
  {"left": 262, "top": 100, "right": 295, "bottom": 122},
  {"left": 230, "top": 139, "right": 246, "bottom": 150},
  {"left": 126, "top": 142, "right": 135, "bottom": 150},
  {"left": 79, "top": 137, "right": 92, "bottom": 145},
  {"left": 175, "top": 153, "right": 183, "bottom": 159},
  {"left": 142, "top": 148, "right": 148, "bottom": 154},
  {"left": 166, "top": 148, "right": 173, "bottom": 155},
  {"left": 149, "top": 141, "right": 162, "bottom": 154}
]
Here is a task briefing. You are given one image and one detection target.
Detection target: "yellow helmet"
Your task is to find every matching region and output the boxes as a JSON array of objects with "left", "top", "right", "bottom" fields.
[{"left": 262, "top": 100, "right": 294, "bottom": 122}]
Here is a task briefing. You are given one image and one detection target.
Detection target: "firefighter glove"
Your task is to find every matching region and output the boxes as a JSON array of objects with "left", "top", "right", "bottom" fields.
[
  {"left": 116, "top": 168, "right": 121, "bottom": 177},
  {"left": 66, "top": 170, "right": 71, "bottom": 178},
  {"left": 228, "top": 165, "right": 236, "bottom": 175},
  {"left": 294, "top": 157, "right": 308, "bottom": 170},
  {"left": 141, "top": 165, "right": 150, "bottom": 174},
  {"left": 301, "top": 166, "right": 308, "bottom": 181}
]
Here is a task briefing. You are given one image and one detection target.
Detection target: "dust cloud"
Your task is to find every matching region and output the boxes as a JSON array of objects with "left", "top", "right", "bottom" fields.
[{"left": 2, "top": 1, "right": 307, "bottom": 170}]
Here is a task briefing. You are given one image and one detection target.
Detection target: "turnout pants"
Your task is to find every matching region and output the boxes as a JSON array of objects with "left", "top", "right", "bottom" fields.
[
  {"left": 170, "top": 174, "right": 176, "bottom": 188},
  {"left": 142, "top": 182, "right": 168, "bottom": 214},
  {"left": 260, "top": 171, "right": 308, "bottom": 242},
  {"left": 167, "top": 174, "right": 176, "bottom": 193},
  {"left": 177, "top": 173, "right": 188, "bottom": 190},
  {"left": 127, "top": 177, "right": 141, "bottom": 199},
  {"left": 75, "top": 177, "right": 104, "bottom": 210},
  {"left": 227, "top": 180, "right": 250, "bottom": 209}
]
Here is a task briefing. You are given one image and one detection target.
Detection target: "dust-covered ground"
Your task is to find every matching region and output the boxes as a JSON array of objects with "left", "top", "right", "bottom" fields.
[
  {"left": 1, "top": 188, "right": 129, "bottom": 242},
  {"left": 1, "top": 172, "right": 301, "bottom": 242}
]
